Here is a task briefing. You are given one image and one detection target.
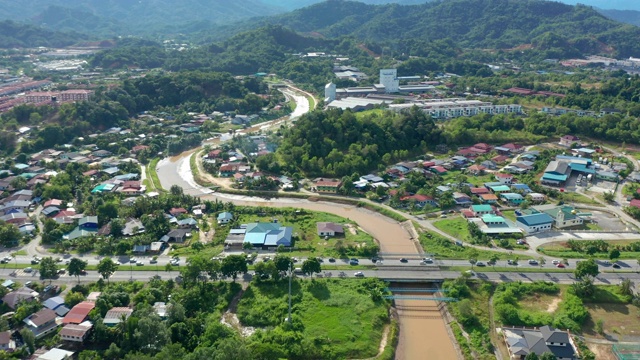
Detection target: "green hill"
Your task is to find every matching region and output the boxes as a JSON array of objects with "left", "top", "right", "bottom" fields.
[
  {"left": 214, "top": 0, "right": 640, "bottom": 58},
  {"left": 0, "top": 0, "right": 282, "bottom": 37},
  {"left": 0, "top": 20, "right": 87, "bottom": 48}
]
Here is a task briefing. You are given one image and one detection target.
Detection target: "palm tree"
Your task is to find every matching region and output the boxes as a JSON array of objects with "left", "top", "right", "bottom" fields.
[
  {"left": 489, "top": 254, "right": 499, "bottom": 271},
  {"left": 538, "top": 257, "right": 546, "bottom": 270}
]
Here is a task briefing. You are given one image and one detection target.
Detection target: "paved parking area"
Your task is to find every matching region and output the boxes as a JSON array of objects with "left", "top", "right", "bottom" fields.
[{"left": 589, "top": 210, "right": 629, "bottom": 231}]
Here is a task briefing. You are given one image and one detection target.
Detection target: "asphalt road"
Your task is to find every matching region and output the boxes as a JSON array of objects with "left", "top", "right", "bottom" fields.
[{"left": 3, "top": 266, "right": 639, "bottom": 287}]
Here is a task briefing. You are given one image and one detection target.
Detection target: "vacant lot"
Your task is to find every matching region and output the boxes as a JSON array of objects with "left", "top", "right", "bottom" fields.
[
  {"left": 237, "top": 279, "right": 389, "bottom": 358},
  {"left": 433, "top": 218, "right": 471, "bottom": 241}
]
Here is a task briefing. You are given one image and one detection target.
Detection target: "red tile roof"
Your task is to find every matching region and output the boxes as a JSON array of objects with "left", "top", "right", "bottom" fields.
[
  {"left": 63, "top": 302, "right": 95, "bottom": 325},
  {"left": 495, "top": 173, "right": 513, "bottom": 178},
  {"left": 470, "top": 187, "right": 489, "bottom": 195}
]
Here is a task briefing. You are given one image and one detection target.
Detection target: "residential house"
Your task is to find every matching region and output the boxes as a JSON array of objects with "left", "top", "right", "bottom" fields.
[
  {"left": 527, "top": 193, "right": 546, "bottom": 203},
  {"left": 494, "top": 146, "right": 511, "bottom": 155},
  {"left": 511, "top": 184, "right": 532, "bottom": 194},
  {"left": 560, "top": 134, "right": 580, "bottom": 147},
  {"left": 79, "top": 216, "right": 98, "bottom": 230},
  {"left": 516, "top": 213, "right": 554, "bottom": 234},
  {"left": 430, "top": 166, "right": 447, "bottom": 175},
  {"left": 466, "top": 164, "right": 486, "bottom": 176},
  {"left": 243, "top": 222, "right": 293, "bottom": 249},
  {"left": 103, "top": 307, "right": 133, "bottom": 327},
  {"left": 400, "top": 194, "right": 438, "bottom": 208},
  {"left": 0, "top": 200, "right": 30, "bottom": 214},
  {"left": 503, "top": 325, "right": 577, "bottom": 360},
  {"left": 24, "top": 308, "right": 59, "bottom": 338},
  {"left": 492, "top": 155, "right": 510, "bottom": 164},
  {"left": 60, "top": 321, "right": 92, "bottom": 343},
  {"left": 480, "top": 193, "right": 499, "bottom": 204},
  {"left": 43, "top": 199, "right": 63, "bottom": 208},
  {"left": 502, "top": 143, "right": 524, "bottom": 153},
  {"left": 470, "top": 187, "right": 489, "bottom": 195},
  {"left": 161, "top": 229, "right": 190, "bottom": 243},
  {"left": 178, "top": 218, "right": 198, "bottom": 229},
  {"left": 470, "top": 205, "right": 496, "bottom": 216},
  {"left": 481, "top": 160, "right": 497, "bottom": 170},
  {"left": 316, "top": 222, "right": 344, "bottom": 237},
  {"left": 453, "top": 192, "right": 473, "bottom": 206},
  {"left": 495, "top": 173, "right": 514, "bottom": 185},
  {"left": 122, "top": 218, "right": 145, "bottom": 236},
  {"left": 0, "top": 331, "right": 15, "bottom": 352},
  {"left": 489, "top": 185, "right": 511, "bottom": 194},
  {"left": 36, "top": 348, "right": 75, "bottom": 360},
  {"left": 41, "top": 206, "right": 60, "bottom": 217},
  {"left": 169, "top": 207, "right": 188, "bottom": 217},
  {"left": 314, "top": 179, "right": 342, "bottom": 193},
  {"left": 500, "top": 193, "right": 524, "bottom": 206},
  {"left": 118, "top": 181, "right": 144, "bottom": 195},
  {"left": 217, "top": 212, "right": 234, "bottom": 224},
  {"left": 43, "top": 296, "right": 65, "bottom": 311},
  {"left": 133, "top": 245, "right": 150, "bottom": 253},
  {"left": 473, "top": 143, "right": 492, "bottom": 152},
  {"left": 2, "top": 287, "right": 38, "bottom": 309},
  {"left": 63, "top": 302, "right": 95, "bottom": 325}
]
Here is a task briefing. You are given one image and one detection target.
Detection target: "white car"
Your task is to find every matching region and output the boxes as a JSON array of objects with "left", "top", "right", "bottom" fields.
[
  {"left": 354, "top": 271, "right": 365, "bottom": 278},
  {"left": 552, "top": 260, "right": 560, "bottom": 265}
]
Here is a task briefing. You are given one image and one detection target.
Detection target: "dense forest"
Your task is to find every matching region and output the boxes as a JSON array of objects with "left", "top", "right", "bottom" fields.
[
  {"left": 209, "top": 0, "right": 640, "bottom": 59},
  {"left": 0, "top": 20, "right": 87, "bottom": 48},
  {"left": 274, "top": 107, "right": 442, "bottom": 177}
]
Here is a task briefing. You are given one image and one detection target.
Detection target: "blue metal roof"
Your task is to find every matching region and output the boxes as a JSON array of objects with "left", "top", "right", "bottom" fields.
[
  {"left": 542, "top": 173, "right": 567, "bottom": 182},
  {"left": 517, "top": 213, "right": 554, "bottom": 226}
]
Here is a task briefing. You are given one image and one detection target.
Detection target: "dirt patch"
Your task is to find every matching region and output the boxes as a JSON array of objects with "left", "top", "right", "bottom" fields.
[
  {"left": 588, "top": 343, "right": 616, "bottom": 360},
  {"left": 547, "top": 298, "right": 561, "bottom": 313},
  {"left": 345, "top": 224, "right": 358, "bottom": 235},
  {"left": 220, "top": 284, "right": 256, "bottom": 337}
]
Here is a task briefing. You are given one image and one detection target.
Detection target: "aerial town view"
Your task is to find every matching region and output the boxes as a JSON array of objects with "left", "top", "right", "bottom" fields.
[{"left": 4, "top": 0, "right": 640, "bottom": 359}]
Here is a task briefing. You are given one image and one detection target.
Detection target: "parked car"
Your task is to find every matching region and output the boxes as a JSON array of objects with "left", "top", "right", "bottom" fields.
[
  {"left": 149, "top": 259, "right": 157, "bottom": 264},
  {"left": 612, "top": 263, "right": 621, "bottom": 269},
  {"left": 30, "top": 259, "right": 39, "bottom": 265},
  {"left": 136, "top": 261, "right": 144, "bottom": 266},
  {"left": 129, "top": 258, "right": 137, "bottom": 263},
  {"left": 328, "top": 258, "right": 336, "bottom": 263}
]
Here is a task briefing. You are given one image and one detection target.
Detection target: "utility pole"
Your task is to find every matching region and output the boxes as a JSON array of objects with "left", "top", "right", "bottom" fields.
[{"left": 288, "top": 262, "right": 292, "bottom": 325}]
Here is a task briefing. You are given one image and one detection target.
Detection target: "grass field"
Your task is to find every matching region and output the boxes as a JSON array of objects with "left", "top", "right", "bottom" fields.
[
  {"left": 237, "top": 279, "right": 388, "bottom": 358},
  {"left": 146, "top": 158, "right": 164, "bottom": 192},
  {"left": 419, "top": 231, "right": 533, "bottom": 260},
  {"left": 562, "top": 192, "right": 604, "bottom": 206},
  {"left": 433, "top": 218, "right": 472, "bottom": 241},
  {"left": 538, "top": 240, "right": 640, "bottom": 260}
]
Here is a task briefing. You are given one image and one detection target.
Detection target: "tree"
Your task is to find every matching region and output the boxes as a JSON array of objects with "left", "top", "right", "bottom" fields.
[
  {"left": 525, "top": 353, "right": 539, "bottom": 360},
  {"left": 575, "top": 258, "right": 599, "bottom": 279},
  {"left": 20, "top": 328, "right": 35, "bottom": 354},
  {"left": 110, "top": 218, "right": 125, "bottom": 238},
  {"left": 489, "top": 254, "right": 499, "bottom": 271},
  {"left": 538, "top": 257, "right": 546, "bottom": 269},
  {"left": 274, "top": 255, "right": 293, "bottom": 273},
  {"left": 620, "top": 278, "right": 635, "bottom": 297},
  {"left": 540, "top": 353, "right": 556, "bottom": 360},
  {"left": 68, "top": 258, "right": 88, "bottom": 283},
  {"left": 301, "top": 258, "right": 321, "bottom": 278},
  {"left": 609, "top": 248, "right": 621, "bottom": 262},
  {"left": 468, "top": 249, "right": 478, "bottom": 270},
  {"left": 39, "top": 257, "right": 58, "bottom": 283},
  {"left": 134, "top": 313, "right": 169, "bottom": 354},
  {"left": 603, "top": 191, "right": 615, "bottom": 203},
  {"left": 97, "top": 257, "right": 118, "bottom": 284},
  {"left": 65, "top": 292, "right": 86, "bottom": 308},
  {"left": 221, "top": 255, "right": 247, "bottom": 281}
]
